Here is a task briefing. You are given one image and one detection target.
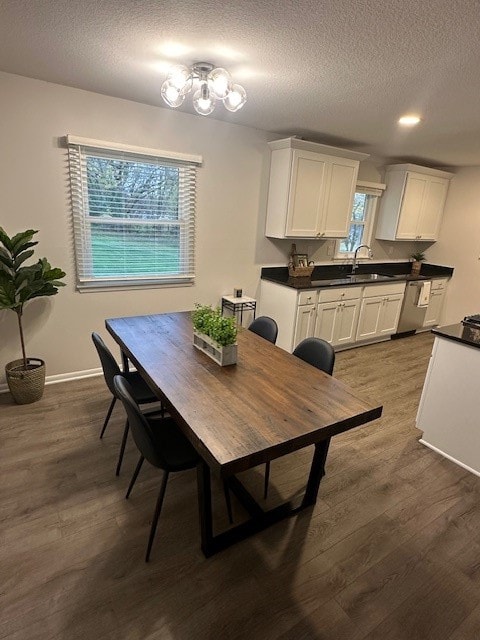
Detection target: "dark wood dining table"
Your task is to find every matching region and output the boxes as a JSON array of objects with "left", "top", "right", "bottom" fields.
[{"left": 106, "top": 312, "right": 383, "bottom": 557}]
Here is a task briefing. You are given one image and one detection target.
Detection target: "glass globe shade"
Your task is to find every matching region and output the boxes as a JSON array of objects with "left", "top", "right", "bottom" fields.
[
  {"left": 224, "top": 84, "right": 247, "bottom": 112},
  {"left": 193, "top": 85, "right": 216, "bottom": 116},
  {"left": 208, "top": 67, "right": 232, "bottom": 99},
  {"left": 167, "top": 64, "right": 192, "bottom": 95},
  {"left": 161, "top": 80, "right": 185, "bottom": 108}
]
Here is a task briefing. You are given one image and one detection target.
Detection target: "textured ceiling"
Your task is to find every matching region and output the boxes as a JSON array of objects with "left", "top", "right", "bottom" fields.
[{"left": 0, "top": 0, "right": 479, "bottom": 166}]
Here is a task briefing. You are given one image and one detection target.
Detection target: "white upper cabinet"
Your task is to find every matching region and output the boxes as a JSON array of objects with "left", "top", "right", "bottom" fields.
[
  {"left": 265, "top": 138, "right": 369, "bottom": 239},
  {"left": 375, "top": 164, "right": 454, "bottom": 242}
]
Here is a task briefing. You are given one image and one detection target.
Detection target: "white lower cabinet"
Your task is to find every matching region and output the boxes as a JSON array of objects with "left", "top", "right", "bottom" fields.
[
  {"left": 294, "top": 303, "right": 317, "bottom": 348},
  {"left": 423, "top": 279, "right": 448, "bottom": 327},
  {"left": 314, "top": 287, "right": 362, "bottom": 346},
  {"left": 259, "top": 279, "right": 407, "bottom": 353},
  {"left": 356, "top": 283, "right": 405, "bottom": 341},
  {"left": 258, "top": 280, "right": 318, "bottom": 352}
]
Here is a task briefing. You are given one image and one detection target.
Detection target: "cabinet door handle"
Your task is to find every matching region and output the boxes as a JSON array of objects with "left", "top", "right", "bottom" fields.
[{"left": 316, "top": 231, "right": 325, "bottom": 237}]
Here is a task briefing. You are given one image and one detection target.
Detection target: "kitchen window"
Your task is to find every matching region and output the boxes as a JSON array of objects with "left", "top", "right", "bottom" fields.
[
  {"left": 67, "top": 136, "right": 202, "bottom": 290},
  {"left": 335, "top": 182, "right": 385, "bottom": 258}
]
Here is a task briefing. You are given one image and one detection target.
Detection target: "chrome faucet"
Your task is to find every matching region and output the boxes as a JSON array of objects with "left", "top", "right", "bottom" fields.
[{"left": 352, "top": 244, "right": 373, "bottom": 275}]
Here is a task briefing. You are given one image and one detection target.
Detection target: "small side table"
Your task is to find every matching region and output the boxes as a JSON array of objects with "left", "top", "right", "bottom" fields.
[{"left": 221, "top": 295, "right": 257, "bottom": 326}]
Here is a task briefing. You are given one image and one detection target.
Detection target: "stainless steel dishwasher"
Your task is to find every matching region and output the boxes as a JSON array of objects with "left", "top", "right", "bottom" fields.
[{"left": 395, "top": 280, "right": 432, "bottom": 335}]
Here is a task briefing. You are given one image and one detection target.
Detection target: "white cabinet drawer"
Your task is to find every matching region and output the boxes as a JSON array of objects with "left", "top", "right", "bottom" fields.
[
  {"left": 362, "top": 282, "right": 406, "bottom": 298},
  {"left": 318, "top": 286, "right": 362, "bottom": 303},
  {"left": 297, "top": 290, "right": 318, "bottom": 305},
  {"left": 431, "top": 278, "right": 448, "bottom": 291}
]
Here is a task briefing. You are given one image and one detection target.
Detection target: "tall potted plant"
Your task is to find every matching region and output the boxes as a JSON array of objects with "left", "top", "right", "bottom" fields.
[{"left": 0, "top": 228, "right": 66, "bottom": 404}]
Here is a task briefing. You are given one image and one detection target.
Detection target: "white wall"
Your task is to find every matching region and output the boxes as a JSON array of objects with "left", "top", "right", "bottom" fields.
[
  {"left": 427, "top": 167, "right": 480, "bottom": 324},
  {"left": 0, "top": 71, "right": 286, "bottom": 383},
  {"left": 1, "top": 70, "right": 467, "bottom": 385}
]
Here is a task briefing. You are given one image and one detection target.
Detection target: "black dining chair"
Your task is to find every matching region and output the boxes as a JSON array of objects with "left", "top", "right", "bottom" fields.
[
  {"left": 263, "top": 337, "right": 335, "bottom": 499},
  {"left": 92, "top": 332, "right": 158, "bottom": 476},
  {"left": 113, "top": 375, "right": 200, "bottom": 562},
  {"left": 292, "top": 337, "right": 335, "bottom": 375},
  {"left": 248, "top": 316, "right": 278, "bottom": 344}
]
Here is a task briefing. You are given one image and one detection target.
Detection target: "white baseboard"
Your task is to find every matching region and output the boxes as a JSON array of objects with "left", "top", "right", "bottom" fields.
[
  {"left": 0, "top": 367, "right": 103, "bottom": 394},
  {"left": 419, "top": 438, "right": 480, "bottom": 479}
]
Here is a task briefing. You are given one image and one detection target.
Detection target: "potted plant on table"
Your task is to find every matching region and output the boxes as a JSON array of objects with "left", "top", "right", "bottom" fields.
[
  {"left": 0, "top": 228, "right": 66, "bottom": 404},
  {"left": 410, "top": 251, "right": 426, "bottom": 276},
  {"left": 191, "top": 304, "right": 237, "bottom": 366}
]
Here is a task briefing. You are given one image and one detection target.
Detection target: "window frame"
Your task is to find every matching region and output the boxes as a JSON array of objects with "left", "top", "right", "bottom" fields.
[
  {"left": 66, "top": 135, "right": 202, "bottom": 292},
  {"left": 334, "top": 181, "right": 386, "bottom": 260}
]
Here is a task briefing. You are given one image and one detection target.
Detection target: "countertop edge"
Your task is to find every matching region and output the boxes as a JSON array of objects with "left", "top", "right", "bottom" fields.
[
  {"left": 261, "top": 262, "right": 453, "bottom": 290},
  {"left": 432, "top": 323, "right": 480, "bottom": 350}
]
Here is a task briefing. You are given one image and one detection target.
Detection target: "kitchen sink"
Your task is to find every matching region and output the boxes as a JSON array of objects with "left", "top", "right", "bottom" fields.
[{"left": 346, "top": 273, "right": 394, "bottom": 282}]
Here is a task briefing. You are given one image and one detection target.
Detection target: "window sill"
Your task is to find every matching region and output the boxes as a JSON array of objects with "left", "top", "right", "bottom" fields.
[{"left": 76, "top": 278, "right": 194, "bottom": 293}]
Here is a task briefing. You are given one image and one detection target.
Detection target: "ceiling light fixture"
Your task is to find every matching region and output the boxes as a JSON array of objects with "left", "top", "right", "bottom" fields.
[
  {"left": 161, "top": 62, "right": 247, "bottom": 116},
  {"left": 398, "top": 115, "right": 421, "bottom": 126}
]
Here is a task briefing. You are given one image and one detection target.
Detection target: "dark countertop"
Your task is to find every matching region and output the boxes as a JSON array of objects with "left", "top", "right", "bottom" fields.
[
  {"left": 433, "top": 323, "right": 480, "bottom": 350},
  {"left": 261, "top": 262, "right": 454, "bottom": 290}
]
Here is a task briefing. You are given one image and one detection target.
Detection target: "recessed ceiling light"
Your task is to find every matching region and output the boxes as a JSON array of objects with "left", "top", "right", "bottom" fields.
[{"left": 398, "top": 115, "right": 422, "bottom": 126}]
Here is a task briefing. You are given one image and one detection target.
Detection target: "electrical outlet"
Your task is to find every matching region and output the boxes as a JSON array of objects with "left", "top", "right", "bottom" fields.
[
  {"left": 327, "top": 242, "right": 334, "bottom": 257},
  {"left": 388, "top": 246, "right": 394, "bottom": 256}
]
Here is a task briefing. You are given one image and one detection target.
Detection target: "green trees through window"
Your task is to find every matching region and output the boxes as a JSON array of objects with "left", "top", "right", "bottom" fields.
[
  {"left": 86, "top": 156, "right": 181, "bottom": 277},
  {"left": 68, "top": 138, "right": 198, "bottom": 289},
  {"left": 339, "top": 193, "right": 368, "bottom": 253}
]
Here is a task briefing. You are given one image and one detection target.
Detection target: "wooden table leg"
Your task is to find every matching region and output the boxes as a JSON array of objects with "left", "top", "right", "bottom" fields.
[
  {"left": 197, "top": 438, "right": 331, "bottom": 557},
  {"left": 197, "top": 460, "right": 214, "bottom": 557},
  {"left": 301, "top": 438, "right": 331, "bottom": 507},
  {"left": 121, "top": 351, "right": 129, "bottom": 373}
]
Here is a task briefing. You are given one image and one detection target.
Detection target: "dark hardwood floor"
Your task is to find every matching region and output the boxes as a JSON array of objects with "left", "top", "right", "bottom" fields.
[{"left": 2, "top": 332, "right": 480, "bottom": 639}]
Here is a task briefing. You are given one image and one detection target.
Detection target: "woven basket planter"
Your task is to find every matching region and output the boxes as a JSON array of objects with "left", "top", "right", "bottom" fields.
[
  {"left": 193, "top": 331, "right": 237, "bottom": 366},
  {"left": 5, "top": 358, "right": 46, "bottom": 404},
  {"left": 288, "top": 264, "right": 314, "bottom": 278}
]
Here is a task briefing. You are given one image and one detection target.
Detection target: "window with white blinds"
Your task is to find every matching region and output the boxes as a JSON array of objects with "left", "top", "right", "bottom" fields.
[
  {"left": 67, "top": 136, "right": 202, "bottom": 290},
  {"left": 335, "top": 181, "right": 386, "bottom": 258}
]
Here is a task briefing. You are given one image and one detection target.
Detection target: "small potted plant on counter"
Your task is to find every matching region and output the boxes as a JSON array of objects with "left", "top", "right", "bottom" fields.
[
  {"left": 410, "top": 251, "right": 426, "bottom": 276},
  {"left": 192, "top": 304, "right": 237, "bottom": 366},
  {"left": 0, "top": 227, "right": 66, "bottom": 404}
]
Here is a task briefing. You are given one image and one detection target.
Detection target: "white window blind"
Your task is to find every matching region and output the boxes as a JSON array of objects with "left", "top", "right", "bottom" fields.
[
  {"left": 355, "top": 180, "right": 386, "bottom": 197},
  {"left": 67, "top": 136, "right": 201, "bottom": 290}
]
